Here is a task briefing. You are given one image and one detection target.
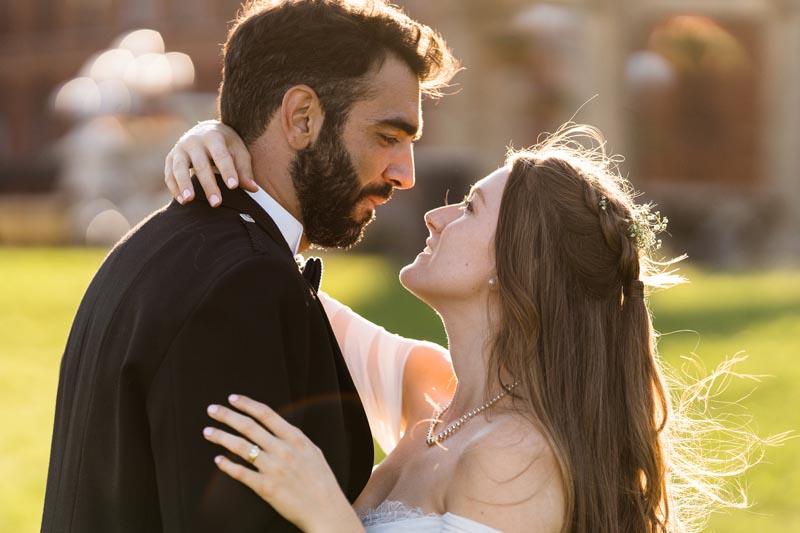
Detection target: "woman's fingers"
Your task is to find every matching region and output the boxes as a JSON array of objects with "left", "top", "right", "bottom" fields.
[
  {"left": 203, "top": 425, "right": 256, "bottom": 460},
  {"left": 228, "top": 394, "right": 299, "bottom": 441},
  {"left": 226, "top": 135, "right": 258, "bottom": 192},
  {"left": 184, "top": 141, "right": 222, "bottom": 207},
  {"left": 164, "top": 119, "right": 256, "bottom": 205},
  {"left": 205, "top": 131, "right": 241, "bottom": 191},
  {"left": 163, "top": 152, "right": 182, "bottom": 203},
  {"left": 207, "top": 403, "right": 277, "bottom": 450},
  {"left": 233, "top": 154, "right": 257, "bottom": 192},
  {"left": 204, "top": 396, "right": 355, "bottom": 533},
  {"left": 214, "top": 455, "right": 263, "bottom": 490},
  {"left": 170, "top": 148, "right": 195, "bottom": 203}
]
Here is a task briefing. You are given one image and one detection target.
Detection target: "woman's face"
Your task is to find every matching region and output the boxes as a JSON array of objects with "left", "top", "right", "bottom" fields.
[{"left": 400, "top": 166, "right": 510, "bottom": 307}]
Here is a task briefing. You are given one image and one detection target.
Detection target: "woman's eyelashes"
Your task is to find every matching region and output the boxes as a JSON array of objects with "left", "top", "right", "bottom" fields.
[{"left": 460, "top": 195, "right": 475, "bottom": 213}]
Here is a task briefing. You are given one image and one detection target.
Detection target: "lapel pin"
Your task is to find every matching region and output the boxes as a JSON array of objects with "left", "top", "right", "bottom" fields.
[{"left": 239, "top": 213, "right": 255, "bottom": 223}]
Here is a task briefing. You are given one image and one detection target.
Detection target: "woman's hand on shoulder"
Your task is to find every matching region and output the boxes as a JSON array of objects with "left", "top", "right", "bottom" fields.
[
  {"left": 445, "top": 420, "right": 565, "bottom": 533},
  {"left": 203, "top": 394, "right": 365, "bottom": 533},
  {"left": 164, "top": 119, "right": 258, "bottom": 207}
]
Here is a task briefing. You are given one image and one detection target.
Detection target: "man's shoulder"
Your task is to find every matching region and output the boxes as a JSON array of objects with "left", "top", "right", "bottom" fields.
[
  {"left": 100, "top": 202, "right": 301, "bottom": 302},
  {"left": 128, "top": 202, "right": 290, "bottom": 265}
]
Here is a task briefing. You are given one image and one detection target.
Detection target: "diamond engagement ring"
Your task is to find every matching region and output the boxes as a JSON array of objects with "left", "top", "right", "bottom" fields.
[{"left": 246, "top": 444, "right": 261, "bottom": 464}]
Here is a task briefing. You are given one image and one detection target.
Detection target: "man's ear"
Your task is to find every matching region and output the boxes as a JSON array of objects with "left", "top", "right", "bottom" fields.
[{"left": 280, "top": 85, "right": 324, "bottom": 150}]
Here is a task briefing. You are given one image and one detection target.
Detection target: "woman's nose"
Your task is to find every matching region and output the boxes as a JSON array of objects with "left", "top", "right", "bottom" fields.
[{"left": 424, "top": 204, "right": 456, "bottom": 233}]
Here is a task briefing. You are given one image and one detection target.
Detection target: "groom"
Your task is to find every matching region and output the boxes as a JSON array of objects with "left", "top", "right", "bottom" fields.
[{"left": 41, "top": 1, "right": 457, "bottom": 532}]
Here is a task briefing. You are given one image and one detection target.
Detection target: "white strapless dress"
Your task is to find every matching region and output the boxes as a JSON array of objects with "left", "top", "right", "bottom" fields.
[{"left": 360, "top": 500, "right": 503, "bottom": 532}]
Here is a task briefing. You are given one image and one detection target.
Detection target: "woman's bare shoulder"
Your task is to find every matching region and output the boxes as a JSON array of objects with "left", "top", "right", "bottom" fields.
[{"left": 444, "top": 413, "right": 566, "bottom": 533}]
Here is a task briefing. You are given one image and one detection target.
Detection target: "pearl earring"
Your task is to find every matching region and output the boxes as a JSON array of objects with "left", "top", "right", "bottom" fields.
[{"left": 488, "top": 278, "right": 496, "bottom": 286}]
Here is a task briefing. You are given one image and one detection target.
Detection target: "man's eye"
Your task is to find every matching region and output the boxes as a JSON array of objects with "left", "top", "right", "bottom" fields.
[{"left": 380, "top": 134, "right": 400, "bottom": 146}]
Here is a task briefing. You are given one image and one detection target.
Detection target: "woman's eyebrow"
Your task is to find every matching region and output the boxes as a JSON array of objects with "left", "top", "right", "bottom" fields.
[{"left": 469, "top": 187, "right": 486, "bottom": 204}]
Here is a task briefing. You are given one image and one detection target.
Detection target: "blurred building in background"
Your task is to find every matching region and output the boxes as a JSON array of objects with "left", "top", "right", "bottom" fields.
[
  {"left": 397, "top": 0, "right": 800, "bottom": 266},
  {"left": 1, "top": 0, "right": 799, "bottom": 266},
  {"left": 0, "top": 0, "right": 241, "bottom": 244}
]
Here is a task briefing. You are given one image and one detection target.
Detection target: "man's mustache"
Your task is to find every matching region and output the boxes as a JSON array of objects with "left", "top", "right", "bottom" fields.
[{"left": 355, "top": 182, "right": 394, "bottom": 204}]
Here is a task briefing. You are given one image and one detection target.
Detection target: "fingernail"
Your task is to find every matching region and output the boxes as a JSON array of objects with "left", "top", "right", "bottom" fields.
[
  {"left": 227, "top": 178, "right": 237, "bottom": 188},
  {"left": 183, "top": 189, "right": 192, "bottom": 199},
  {"left": 210, "top": 194, "right": 221, "bottom": 206},
  {"left": 214, "top": 455, "right": 223, "bottom": 465},
  {"left": 203, "top": 427, "right": 213, "bottom": 437},
  {"left": 208, "top": 404, "right": 219, "bottom": 414},
  {"left": 229, "top": 394, "right": 239, "bottom": 403},
  {"left": 176, "top": 195, "right": 183, "bottom": 204}
]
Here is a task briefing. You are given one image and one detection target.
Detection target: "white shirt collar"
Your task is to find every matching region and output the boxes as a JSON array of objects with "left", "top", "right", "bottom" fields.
[{"left": 245, "top": 187, "right": 304, "bottom": 255}]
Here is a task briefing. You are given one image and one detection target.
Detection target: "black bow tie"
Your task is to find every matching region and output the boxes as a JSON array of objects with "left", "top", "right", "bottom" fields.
[{"left": 301, "top": 257, "right": 323, "bottom": 292}]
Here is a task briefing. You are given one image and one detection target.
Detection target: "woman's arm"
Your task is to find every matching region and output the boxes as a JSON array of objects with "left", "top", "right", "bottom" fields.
[
  {"left": 402, "top": 343, "right": 456, "bottom": 430},
  {"left": 319, "top": 292, "right": 455, "bottom": 451},
  {"left": 204, "top": 394, "right": 366, "bottom": 533},
  {"left": 164, "top": 119, "right": 258, "bottom": 206}
]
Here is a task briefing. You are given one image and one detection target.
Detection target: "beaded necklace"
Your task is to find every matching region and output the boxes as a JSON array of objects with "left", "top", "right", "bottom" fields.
[{"left": 426, "top": 381, "right": 520, "bottom": 446}]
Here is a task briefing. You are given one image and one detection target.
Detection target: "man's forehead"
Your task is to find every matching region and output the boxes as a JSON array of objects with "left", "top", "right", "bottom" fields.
[
  {"left": 352, "top": 87, "right": 422, "bottom": 135},
  {"left": 360, "top": 57, "right": 421, "bottom": 111}
]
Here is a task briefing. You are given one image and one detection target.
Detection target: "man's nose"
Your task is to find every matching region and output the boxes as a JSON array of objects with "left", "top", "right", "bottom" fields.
[{"left": 384, "top": 144, "right": 415, "bottom": 190}]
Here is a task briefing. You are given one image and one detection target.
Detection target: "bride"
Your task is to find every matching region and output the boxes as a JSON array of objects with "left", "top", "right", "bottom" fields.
[{"left": 166, "top": 123, "right": 716, "bottom": 532}]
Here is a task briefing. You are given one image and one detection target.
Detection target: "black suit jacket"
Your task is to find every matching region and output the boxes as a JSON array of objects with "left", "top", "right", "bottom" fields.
[{"left": 41, "top": 180, "right": 374, "bottom": 532}]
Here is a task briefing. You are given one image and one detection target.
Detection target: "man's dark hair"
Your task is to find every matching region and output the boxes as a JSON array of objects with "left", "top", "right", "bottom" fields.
[{"left": 219, "top": 0, "right": 459, "bottom": 144}]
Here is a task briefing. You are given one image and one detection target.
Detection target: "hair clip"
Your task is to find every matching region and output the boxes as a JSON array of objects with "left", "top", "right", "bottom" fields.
[{"left": 599, "top": 195, "right": 608, "bottom": 211}]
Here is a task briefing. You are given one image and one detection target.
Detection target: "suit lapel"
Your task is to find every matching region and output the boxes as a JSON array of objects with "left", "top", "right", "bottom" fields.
[{"left": 195, "top": 175, "right": 296, "bottom": 261}]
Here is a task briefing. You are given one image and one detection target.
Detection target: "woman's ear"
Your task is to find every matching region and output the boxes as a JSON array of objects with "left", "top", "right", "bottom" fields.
[{"left": 280, "top": 85, "right": 324, "bottom": 150}]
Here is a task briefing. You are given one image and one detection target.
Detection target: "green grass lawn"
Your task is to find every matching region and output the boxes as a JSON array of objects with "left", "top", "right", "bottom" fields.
[{"left": 1, "top": 247, "right": 798, "bottom": 532}]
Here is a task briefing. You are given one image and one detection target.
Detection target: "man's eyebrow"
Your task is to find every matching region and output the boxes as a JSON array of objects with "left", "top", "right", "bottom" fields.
[{"left": 374, "top": 117, "right": 423, "bottom": 141}]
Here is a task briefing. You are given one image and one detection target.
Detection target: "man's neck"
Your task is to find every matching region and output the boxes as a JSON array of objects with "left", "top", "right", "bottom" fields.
[
  {"left": 248, "top": 137, "right": 311, "bottom": 252},
  {"left": 251, "top": 164, "right": 300, "bottom": 220}
]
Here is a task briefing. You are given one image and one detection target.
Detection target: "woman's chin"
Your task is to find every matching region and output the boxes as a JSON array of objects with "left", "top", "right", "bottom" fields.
[
  {"left": 400, "top": 261, "right": 442, "bottom": 310},
  {"left": 399, "top": 260, "right": 427, "bottom": 296},
  {"left": 398, "top": 261, "right": 417, "bottom": 290}
]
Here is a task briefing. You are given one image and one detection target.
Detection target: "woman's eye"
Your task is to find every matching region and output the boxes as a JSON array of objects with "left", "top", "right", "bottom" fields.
[{"left": 460, "top": 195, "right": 474, "bottom": 213}]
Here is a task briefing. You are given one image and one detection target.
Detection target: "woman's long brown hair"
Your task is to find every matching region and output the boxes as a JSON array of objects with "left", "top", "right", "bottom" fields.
[{"left": 488, "top": 125, "right": 674, "bottom": 532}]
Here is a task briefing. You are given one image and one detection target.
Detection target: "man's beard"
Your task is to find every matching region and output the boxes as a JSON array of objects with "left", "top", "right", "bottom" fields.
[{"left": 291, "top": 124, "right": 393, "bottom": 249}]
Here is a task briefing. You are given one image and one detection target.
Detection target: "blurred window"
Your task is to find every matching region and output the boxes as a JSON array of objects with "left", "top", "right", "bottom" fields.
[
  {"left": 31, "top": 77, "right": 57, "bottom": 149},
  {"left": 0, "top": 2, "right": 13, "bottom": 37},
  {"left": 67, "top": 0, "right": 113, "bottom": 28},
  {"left": 32, "top": 0, "right": 57, "bottom": 33},
  {"left": 493, "top": 4, "right": 584, "bottom": 146},
  {"left": 216, "top": 0, "right": 248, "bottom": 20},
  {"left": 0, "top": 99, "right": 9, "bottom": 159},
  {"left": 626, "top": 15, "right": 760, "bottom": 185},
  {"left": 120, "top": 0, "right": 158, "bottom": 26},
  {"left": 0, "top": 82, "right": 15, "bottom": 159},
  {"left": 0, "top": 118, "right": 10, "bottom": 160},
  {"left": 168, "top": 0, "right": 210, "bottom": 24}
]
